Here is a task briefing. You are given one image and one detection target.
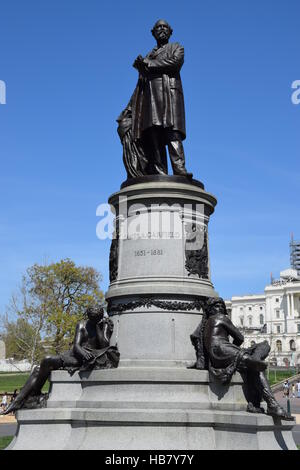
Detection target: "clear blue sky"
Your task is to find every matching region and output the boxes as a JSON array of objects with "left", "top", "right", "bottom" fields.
[{"left": 0, "top": 0, "right": 299, "bottom": 313}]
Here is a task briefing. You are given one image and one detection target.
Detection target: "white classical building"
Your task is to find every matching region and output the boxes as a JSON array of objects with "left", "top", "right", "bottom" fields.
[{"left": 226, "top": 269, "right": 300, "bottom": 367}]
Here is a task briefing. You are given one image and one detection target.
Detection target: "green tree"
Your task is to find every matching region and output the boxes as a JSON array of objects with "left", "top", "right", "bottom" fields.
[
  {"left": 1, "top": 259, "right": 104, "bottom": 360},
  {"left": 1, "top": 317, "right": 45, "bottom": 365}
]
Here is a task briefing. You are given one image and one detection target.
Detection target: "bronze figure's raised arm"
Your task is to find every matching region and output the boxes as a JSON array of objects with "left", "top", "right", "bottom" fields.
[{"left": 117, "top": 19, "right": 193, "bottom": 179}]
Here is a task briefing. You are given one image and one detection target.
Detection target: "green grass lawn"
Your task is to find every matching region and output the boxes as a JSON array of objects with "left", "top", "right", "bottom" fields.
[
  {"left": 0, "top": 373, "right": 30, "bottom": 393},
  {"left": 0, "top": 373, "right": 49, "bottom": 394},
  {"left": 0, "top": 436, "right": 14, "bottom": 450},
  {"left": 268, "top": 370, "right": 297, "bottom": 386}
]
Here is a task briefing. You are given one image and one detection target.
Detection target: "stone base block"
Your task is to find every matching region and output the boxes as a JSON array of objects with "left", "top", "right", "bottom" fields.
[
  {"left": 7, "top": 368, "right": 297, "bottom": 450},
  {"left": 9, "top": 408, "right": 296, "bottom": 450}
]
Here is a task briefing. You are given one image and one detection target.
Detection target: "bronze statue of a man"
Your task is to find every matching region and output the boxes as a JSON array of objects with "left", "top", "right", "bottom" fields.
[
  {"left": 117, "top": 20, "right": 193, "bottom": 179},
  {"left": 2, "top": 306, "right": 119, "bottom": 415}
]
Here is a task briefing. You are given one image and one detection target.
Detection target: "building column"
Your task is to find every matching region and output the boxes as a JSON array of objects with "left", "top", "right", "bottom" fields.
[
  {"left": 291, "top": 294, "right": 295, "bottom": 317},
  {"left": 265, "top": 296, "right": 271, "bottom": 335},
  {"left": 287, "top": 294, "right": 291, "bottom": 317}
]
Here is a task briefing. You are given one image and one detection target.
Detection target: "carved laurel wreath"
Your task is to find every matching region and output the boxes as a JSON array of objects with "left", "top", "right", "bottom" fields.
[{"left": 107, "top": 298, "right": 207, "bottom": 315}]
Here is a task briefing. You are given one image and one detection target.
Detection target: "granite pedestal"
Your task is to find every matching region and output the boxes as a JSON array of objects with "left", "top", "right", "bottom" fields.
[{"left": 8, "top": 177, "right": 296, "bottom": 450}]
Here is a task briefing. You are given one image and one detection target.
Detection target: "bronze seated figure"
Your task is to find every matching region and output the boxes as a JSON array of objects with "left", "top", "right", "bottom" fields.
[
  {"left": 189, "top": 297, "right": 294, "bottom": 421},
  {"left": 2, "top": 306, "right": 119, "bottom": 415}
]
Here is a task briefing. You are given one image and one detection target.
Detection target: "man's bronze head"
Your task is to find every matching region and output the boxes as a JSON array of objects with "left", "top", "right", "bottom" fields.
[
  {"left": 151, "top": 19, "right": 173, "bottom": 43},
  {"left": 86, "top": 305, "right": 104, "bottom": 323},
  {"left": 205, "top": 297, "right": 227, "bottom": 317}
]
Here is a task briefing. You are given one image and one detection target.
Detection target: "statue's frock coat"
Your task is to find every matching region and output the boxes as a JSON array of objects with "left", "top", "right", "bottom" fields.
[{"left": 131, "top": 42, "right": 186, "bottom": 140}]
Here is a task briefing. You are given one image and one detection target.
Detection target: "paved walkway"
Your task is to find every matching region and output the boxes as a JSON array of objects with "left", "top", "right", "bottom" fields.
[
  {"left": 0, "top": 415, "right": 16, "bottom": 424},
  {"left": 0, "top": 423, "right": 17, "bottom": 438},
  {"left": 274, "top": 389, "right": 300, "bottom": 420}
]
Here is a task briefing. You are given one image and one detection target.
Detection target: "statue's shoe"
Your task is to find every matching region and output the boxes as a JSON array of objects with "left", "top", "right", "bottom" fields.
[
  {"left": 267, "top": 405, "right": 295, "bottom": 421},
  {"left": 186, "top": 361, "right": 205, "bottom": 370},
  {"left": 0, "top": 404, "right": 16, "bottom": 416},
  {"left": 246, "top": 403, "right": 265, "bottom": 414},
  {"left": 0, "top": 398, "right": 23, "bottom": 415}
]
